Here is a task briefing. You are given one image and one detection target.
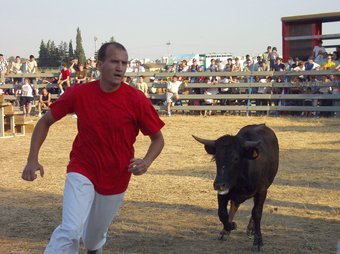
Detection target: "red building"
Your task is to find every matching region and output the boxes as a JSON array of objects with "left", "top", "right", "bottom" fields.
[{"left": 281, "top": 12, "right": 340, "bottom": 61}]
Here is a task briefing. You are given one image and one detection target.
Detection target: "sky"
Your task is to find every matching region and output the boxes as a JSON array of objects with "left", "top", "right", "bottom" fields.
[{"left": 1, "top": 0, "right": 340, "bottom": 60}]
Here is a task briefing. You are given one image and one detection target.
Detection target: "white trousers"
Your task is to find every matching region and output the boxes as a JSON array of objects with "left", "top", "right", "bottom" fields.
[{"left": 44, "top": 172, "right": 125, "bottom": 254}]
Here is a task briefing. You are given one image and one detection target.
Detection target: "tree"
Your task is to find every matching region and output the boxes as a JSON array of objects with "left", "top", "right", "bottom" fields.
[
  {"left": 109, "top": 36, "right": 115, "bottom": 42},
  {"left": 38, "top": 40, "right": 48, "bottom": 67},
  {"left": 68, "top": 40, "right": 74, "bottom": 62},
  {"left": 75, "top": 27, "right": 86, "bottom": 64}
]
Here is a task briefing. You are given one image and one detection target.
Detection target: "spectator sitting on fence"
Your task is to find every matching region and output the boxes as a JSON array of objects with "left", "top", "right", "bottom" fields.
[
  {"left": 243, "top": 54, "right": 253, "bottom": 68},
  {"left": 291, "top": 60, "right": 305, "bottom": 83},
  {"left": 190, "top": 58, "right": 199, "bottom": 72},
  {"left": 231, "top": 57, "right": 242, "bottom": 83},
  {"left": 305, "top": 56, "right": 320, "bottom": 71},
  {"left": 166, "top": 75, "right": 183, "bottom": 117},
  {"left": 0, "top": 53, "right": 9, "bottom": 84},
  {"left": 224, "top": 58, "right": 234, "bottom": 82},
  {"left": 273, "top": 57, "right": 286, "bottom": 71},
  {"left": 216, "top": 59, "right": 224, "bottom": 72},
  {"left": 136, "top": 76, "right": 149, "bottom": 97},
  {"left": 69, "top": 58, "right": 80, "bottom": 74},
  {"left": 10, "top": 56, "right": 23, "bottom": 84},
  {"left": 10, "top": 56, "right": 23, "bottom": 74},
  {"left": 254, "top": 56, "right": 263, "bottom": 71},
  {"left": 88, "top": 59, "right": 100, "bottom": 81},
  {"left": 26, "top": 55, "right": 38, "bottom": 74},
  {"left": 58, "top": 63, "right": 71, "bottom": 95},
  {"left": 38, "top": 87, "right": 51, "bottom": 117},
  {"left": 133, "top": 61, "right": 145, "bottom": 73},
  {"left": 258, "top": 60, "right": 270, "bottom": 72},
  {"left": 180, "top": 59, "right": 189, "bottom": 72},
  {"left": 322, "top": 54, "right": 336, "bottom": 70},
  {"left": 75, "top": 63, "right": 87, "bottom": 84},
  {"left": 208, "top": 58, "right": 217, "bottom": 72}
]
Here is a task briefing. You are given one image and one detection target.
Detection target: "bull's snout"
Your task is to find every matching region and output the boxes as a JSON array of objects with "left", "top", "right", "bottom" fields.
[
  {"left": 214, "top": 182, "right": 227, "bottom": 191},
  {"left": 214, "top": 181, "right": 230, "bottom": 195}
]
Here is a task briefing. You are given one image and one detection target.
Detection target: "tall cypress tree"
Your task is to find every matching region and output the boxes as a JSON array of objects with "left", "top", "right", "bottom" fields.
[
  {"left": 38, "top": 40, "right": 48, "bottom": 67},
  {"left": 75, "top": 27, "right": 86, "bottom": 64},
  {"left": 68, "top": 40, "right": 74, "bottom": 63}
]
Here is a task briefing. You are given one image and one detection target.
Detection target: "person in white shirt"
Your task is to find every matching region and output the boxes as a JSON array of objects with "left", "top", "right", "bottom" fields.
[
  {"left": 165, "top": 75, "right": 183, "bottom": 116},
  {"left": 0, "top": 54, "right": 8, "bottom": 84},
  {"left": 19, "top": 78, "right": 36, "bottom": 116},
  {"left": 313, "top": 40, "right": 327, "bottom": 64},
  {"left": 26, "top": 55, "right": 38, "bottom": 74}
]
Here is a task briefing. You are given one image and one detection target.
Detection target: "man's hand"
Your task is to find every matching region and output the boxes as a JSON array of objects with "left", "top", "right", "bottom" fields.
[
  {"left": 128, "top": 158, "right": 151, "bottom": 176},
  {"left": 22, "top": 160, "right": 44, "bottom": 181}
]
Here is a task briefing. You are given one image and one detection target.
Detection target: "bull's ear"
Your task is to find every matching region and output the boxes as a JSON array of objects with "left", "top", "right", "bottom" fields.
[
  {"left": 243, "top": 140, "right": 261, "bottom": 160},
  {"left": 192, "top": 135, "right": 216, "bottom": 155}
]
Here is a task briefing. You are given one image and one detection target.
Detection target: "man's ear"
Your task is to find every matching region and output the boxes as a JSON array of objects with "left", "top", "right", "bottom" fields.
[{"left": 204, "top": 145, "right": 216, "bottom": 155}]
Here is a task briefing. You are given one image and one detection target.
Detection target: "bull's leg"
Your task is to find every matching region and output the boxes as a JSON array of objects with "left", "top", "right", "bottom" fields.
[
  {"left": 251, "top": 191, "right": 267, "bottom": 252},
  {"left": 217, "top": 194, "right": 234, "bottom": 240},
  {"left": 228, "top": 201, "right": 239, "bottom": 230}
]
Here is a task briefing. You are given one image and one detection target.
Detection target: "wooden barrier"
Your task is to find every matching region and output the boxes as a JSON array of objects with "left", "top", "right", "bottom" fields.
[{"left": 1, "top": 70, "right": 340, "bottom": 115}]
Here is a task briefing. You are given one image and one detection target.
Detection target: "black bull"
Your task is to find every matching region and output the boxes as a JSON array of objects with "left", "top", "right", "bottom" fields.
[{"left": 193, "top": 124, "right": 279, "bottom": 251}]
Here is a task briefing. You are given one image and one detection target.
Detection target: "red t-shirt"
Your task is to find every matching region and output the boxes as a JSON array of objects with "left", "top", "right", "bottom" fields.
[
  {"left": 50, "top": 81, "right": 165, "bottom": 195},
  {"left": 61, "top": 69, "right": 70, "bottom": 80}
]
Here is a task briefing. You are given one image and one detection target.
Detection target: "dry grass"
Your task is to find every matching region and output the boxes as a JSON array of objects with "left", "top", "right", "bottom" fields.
[{"left": 0, "top": 114, "right": 339, "bottom": 254}]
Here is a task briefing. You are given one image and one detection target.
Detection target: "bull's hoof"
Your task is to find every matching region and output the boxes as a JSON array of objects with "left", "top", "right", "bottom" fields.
[
  {"left": 217, "top": 229, "right": 230, "bottom": 241},
  {"left": 230, "top": 221, "right": 237, "bottom": 230},
  {"left": 252, "top": 235, "right": 263, "bottom": 252}
]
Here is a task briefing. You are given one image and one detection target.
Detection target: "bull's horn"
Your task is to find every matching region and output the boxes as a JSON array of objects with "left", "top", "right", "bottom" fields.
[{"left": 192, "top": 135, "right": 215, "bottom": 147}]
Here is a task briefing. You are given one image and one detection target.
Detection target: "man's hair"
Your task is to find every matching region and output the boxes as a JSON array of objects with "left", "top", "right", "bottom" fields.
[{"left": 98, "top": 42, "right": 127, "bottom": 62}]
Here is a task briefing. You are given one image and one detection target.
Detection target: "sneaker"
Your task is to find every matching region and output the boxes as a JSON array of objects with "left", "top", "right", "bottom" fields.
[
  {"left": 72, "top": 114, "right": 78, "bottom": 119},
  {"left": 167, "top": 111, "right": 171, "bottom": 117},
  {"left": 60, "top": 90, "right": 64, "bottom": 96}
]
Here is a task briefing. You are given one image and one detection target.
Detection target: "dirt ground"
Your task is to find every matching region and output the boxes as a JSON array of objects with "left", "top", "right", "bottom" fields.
[{"left": 0, "top": 114, "right": 339, "bottom": 254}]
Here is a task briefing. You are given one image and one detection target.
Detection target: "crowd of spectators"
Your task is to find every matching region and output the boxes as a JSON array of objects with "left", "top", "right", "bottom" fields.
[{"left": 1, "top": 42, "right": 340, "bottom": 117}]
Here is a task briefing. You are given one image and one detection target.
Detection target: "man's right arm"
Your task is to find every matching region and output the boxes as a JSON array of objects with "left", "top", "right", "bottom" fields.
[{"left": 22, "top": 111, "right": 57, "bottom": 181}]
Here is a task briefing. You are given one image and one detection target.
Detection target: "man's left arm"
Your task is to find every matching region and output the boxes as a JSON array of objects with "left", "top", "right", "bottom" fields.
[{"left": 128, "top": 131, "right": 164, "bottom": 175}]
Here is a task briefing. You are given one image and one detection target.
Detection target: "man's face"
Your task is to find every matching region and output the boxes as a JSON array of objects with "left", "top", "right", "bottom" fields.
[{"left": 98, "top": 45, "right": 128, "bottom": 86}]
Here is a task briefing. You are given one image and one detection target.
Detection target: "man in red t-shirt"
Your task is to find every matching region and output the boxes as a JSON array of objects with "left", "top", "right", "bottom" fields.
[
  {"left": 22, "top": 42, "right": 165, "bottom": 254},
  {"left": 58, "top": 63, "right": 71, "bottom": 95}
]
